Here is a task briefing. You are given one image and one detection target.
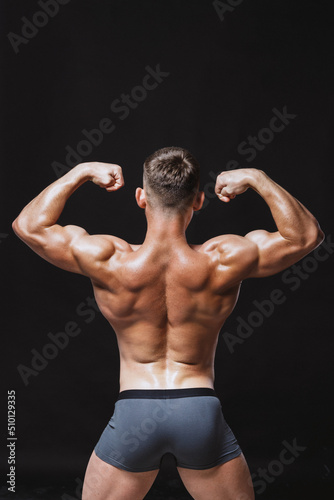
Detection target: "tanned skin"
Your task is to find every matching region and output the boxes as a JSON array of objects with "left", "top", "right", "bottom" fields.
[{"left": 12, "top": 162, "right": 324, "bottom": 500}]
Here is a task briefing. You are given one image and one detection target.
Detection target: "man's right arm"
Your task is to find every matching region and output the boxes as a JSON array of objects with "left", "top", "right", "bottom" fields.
[
  {"left": 12, "top": 162, "right": 126, "bottom": 281},
  {"left": 215, "top": 168, "right": 324, "bottom": 278}
]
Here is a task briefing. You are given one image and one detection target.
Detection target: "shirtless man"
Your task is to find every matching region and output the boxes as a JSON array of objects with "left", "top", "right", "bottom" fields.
[{"left": 12, "top": 147, "right": 323, "bottom": 500}]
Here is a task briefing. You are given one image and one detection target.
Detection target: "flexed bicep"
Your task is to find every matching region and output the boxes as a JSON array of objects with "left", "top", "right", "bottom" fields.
[
  {"left": 15, "top": 222, "right": 118, "bottom": 283},
  {"left": 12, "top": 162, "right": 125, "bottom": 278},
  {"left": 14, "top": 224, "right": 91, "bottom": 274},
  {"left": 213, "top": 168, "right": 323, "bottom": 278},
  {"left": 245, "top": 229, "right": 315, "bottom": 278}
]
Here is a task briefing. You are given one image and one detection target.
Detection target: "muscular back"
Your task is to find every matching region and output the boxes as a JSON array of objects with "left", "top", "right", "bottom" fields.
[{"left": 83, "top": 235, "right": 258, "bottom": 390}]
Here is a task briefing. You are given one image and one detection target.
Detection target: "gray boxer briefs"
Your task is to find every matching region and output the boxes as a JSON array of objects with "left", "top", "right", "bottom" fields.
[{"left": 94, "top": 387, "right": 242, "bottom": 472}]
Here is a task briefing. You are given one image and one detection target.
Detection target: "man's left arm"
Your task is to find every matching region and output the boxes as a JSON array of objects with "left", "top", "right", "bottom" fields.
[{"left": 12, "top": 162, "right": 124, "bottom": 277}]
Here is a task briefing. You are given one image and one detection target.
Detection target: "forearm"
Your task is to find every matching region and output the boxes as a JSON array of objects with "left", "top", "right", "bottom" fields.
[
  {"left": 248, "top": 169, "right": 323, "bottom": 245},
  {"left": 13, "top": 164, "right": 91, "bottom": 234}
]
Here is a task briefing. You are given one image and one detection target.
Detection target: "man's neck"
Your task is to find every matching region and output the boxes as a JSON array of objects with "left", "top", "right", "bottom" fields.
[{"left": 143, "top": 209, "right": 191, "bottom": 246}]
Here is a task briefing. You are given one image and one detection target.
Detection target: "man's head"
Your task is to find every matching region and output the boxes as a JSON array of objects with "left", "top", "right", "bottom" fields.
[{"left": 136, "top": 147, "right": 204, "bottom": 215}]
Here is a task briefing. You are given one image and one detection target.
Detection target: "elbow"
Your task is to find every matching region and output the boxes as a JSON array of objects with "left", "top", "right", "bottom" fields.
[
  {"left": 316, "top": 227, "right": 325, "bottom": 246},
  {"left": 304, "top": 224, "right": 325, "bottom": 252},
  {"left": 12, "top": 217, "right": 25, "bottom": 237},
  {"left": 12, "top": 216, "right": 34, "bottom": 242},
  {"left": 292, "top": 221, "right": 324, "bottom": 254},
  {"left": 12, "top": 216, "right": 46, "bottom": 249}
]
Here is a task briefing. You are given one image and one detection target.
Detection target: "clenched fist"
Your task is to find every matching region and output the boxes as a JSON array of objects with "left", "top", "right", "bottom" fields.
[
  {"left": 84, "top": 162, "right": 125, "bottom": 192},
  {"left": 215, "top": 169, "right": 257, "bottom": 202}
]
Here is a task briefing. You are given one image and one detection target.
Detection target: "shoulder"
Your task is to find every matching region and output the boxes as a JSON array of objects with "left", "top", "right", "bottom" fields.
[
  {"left": 71, "top": 232, "right": 132, "bottom": 262},
  {"left": 195, "top": 234, "right": 259, "bottom": 270},
  {"left": 200, "top": 234, "right": 257, "bottom": 255},
  {"left": 190, "top": 235, "right": 259, "bottom": 287}
]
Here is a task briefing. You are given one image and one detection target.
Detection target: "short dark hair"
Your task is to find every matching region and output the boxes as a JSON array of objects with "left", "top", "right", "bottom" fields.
[{"left": 143, "top": 146, "right": 200, "bottom": 210}]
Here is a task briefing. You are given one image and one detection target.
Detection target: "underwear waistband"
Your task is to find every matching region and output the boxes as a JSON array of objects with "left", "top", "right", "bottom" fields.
[{"left": 117, "top": 387, "right": 217, "bottom": 400}]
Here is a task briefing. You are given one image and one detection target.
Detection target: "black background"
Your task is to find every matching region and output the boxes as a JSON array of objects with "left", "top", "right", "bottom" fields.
[{"left": 1, "top": 0, "right": 333, "bottom": 498}]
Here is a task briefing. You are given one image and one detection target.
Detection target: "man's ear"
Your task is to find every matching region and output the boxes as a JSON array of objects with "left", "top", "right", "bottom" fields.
[
  {"left": 135, "top": 187, "right": 147, "bottom": 209},
  {"left": 193, "top": 191, "right": 205, "bottom": 211}
]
